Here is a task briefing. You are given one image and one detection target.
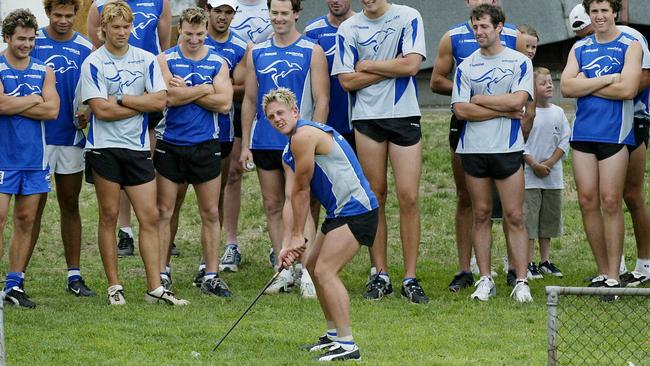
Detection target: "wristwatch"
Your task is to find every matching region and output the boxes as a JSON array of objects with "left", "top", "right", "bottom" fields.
[{"left": 117, "top": 94, "right": 124, "bottom": 106}]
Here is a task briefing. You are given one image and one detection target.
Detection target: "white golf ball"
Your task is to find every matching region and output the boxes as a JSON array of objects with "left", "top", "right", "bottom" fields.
[
  {"left": 245, "top": 161, "right": 255, "bottom": 171},
  {"left": 191, "top": 351, "right": 200, "bottom": 358}
]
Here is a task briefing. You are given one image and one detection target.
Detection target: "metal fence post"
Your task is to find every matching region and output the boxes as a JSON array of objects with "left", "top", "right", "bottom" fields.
[{"left": 546, "top": 286, "right": 559, "bottom": 366}]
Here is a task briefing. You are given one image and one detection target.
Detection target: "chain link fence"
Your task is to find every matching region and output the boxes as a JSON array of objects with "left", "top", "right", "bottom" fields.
[{"left": 546, "top": 286, "right": 650, "bottom": 366}]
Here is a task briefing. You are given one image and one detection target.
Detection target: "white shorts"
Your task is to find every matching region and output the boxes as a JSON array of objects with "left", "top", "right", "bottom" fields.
[{"left": 46, "top": 145, "right": 84, "bottom": 174}]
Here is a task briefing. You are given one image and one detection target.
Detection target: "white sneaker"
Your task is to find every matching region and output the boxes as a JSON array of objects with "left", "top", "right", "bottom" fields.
[
  {"left": 144, "top": 288, "right": 189, "bottom": 306},
  {"left": 108, "top": 285, "right": 126, "bottom": 305},
  {"left": 300, "top": 269, "right": 317, "bottom": 299},
  {"left": 470, "top": 276, "right": 495, "bottom": 301},
  {"left": 293, "top": 263, "right": 303, "bottom": 288},
  {"left": 264, "top": 268, "right": 294, "bottom": 294},
  {"left": 510, "top": 280, "right": 533, "bottom": 303}
]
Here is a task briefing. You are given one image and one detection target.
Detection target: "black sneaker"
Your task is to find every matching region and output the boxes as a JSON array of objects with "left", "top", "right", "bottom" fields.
[
  {"left": 401, "top": 279, "right": 429, "bottom": 304},
  {"left": 363, "top": 274, "right": 393, "bottom": 300},
  {"left": 527, "top": 262, "right": 543, "bottom": 280},
  {"left": 301, "top": 335, "right": 336, "bottom": 352},
  {"left": 67, "top": 279, "right": 96, "bottom": 297},
  {"left": 506, "top": 270, "right": 517, "bottom": 287},
  {"left": 538, "top": 261, "right": 564, "bottom": 277},
  {"left": 170, "top": 243, "right": 180, "bottom": 257},
  {"left": 600, "top": 279, "right": 620, "bottom": 302},
  {"left": 117, "top": 229, "right": 134, "bottom": 257},
  {"left": 620, "top": 271, "right": 649, "bottom": 287},
  {"left": 4, "top": 287, "right": 36, "bottom": 308},
  {"left": 448, "top": 272, "right": 474, "bottom": 292},
  {"left": 316, "top": 343, "right": 361, "bottom": 362},
  {"left": 201, "top": 276, "right": 232, "bottom": 297},
  {"left": 193, "top": 268, "right": 205, "bottom": 288},
  {"left": 588, "top": 275, "right": 607, "bottom": 288}
]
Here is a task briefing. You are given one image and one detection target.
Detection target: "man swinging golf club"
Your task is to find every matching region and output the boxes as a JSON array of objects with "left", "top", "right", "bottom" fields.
[{"left": 267, "top": 87, "right": 378, "bottom": 362}]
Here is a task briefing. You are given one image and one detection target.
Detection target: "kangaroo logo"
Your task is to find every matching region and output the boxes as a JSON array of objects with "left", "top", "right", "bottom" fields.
[
  {"left": 45, "top": 55, "right": 78, "bottom": 74},
  {"left": 258, "top": 60, "right": 303, "bottom": 87},
  {"left": 131, "top": 12, "right": 158, "bottom": 40},
  {"left": 183, "top": 72, "right": 213, "bottom": 86},
  {"left": 106, "top": 69, "right": 144, "bottom": 94},
  {"left": 6, "top": 83, "right": 42, "bottom": 96},
  {"left": 359, "top": 28, "right": 396, "bottom": 54},
  {"left": 471, "top": 67, "right": 514, "bottom": 93},
  {"left": 232, "top": 17, "right": 271, "bottom": 43},
  {"left": 582, "top": 56, "right": 621, "bottom": 77}
]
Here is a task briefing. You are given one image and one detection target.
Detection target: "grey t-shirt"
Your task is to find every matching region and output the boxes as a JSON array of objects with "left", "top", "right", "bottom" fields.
[{"left": 80, "top": 45, "right": 166, "bottom": 151}]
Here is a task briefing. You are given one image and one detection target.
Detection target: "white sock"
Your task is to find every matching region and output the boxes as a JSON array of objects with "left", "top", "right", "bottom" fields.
[
  {"left": 378, "top": 272, "right": 390, "bottom": 284},
  {"left": 120, "top": 227, "right": 134, "bottom": 237},
  {"left": 635, "top": 258, "right": 650, "bottom": 274},
  {"left": 326, "top": 329, "right": 337, "bottom": 340},
  {"left": 204, "top": 272, "right": 217, "bottom": 281},
  {"left": 370, "top": 267, "right": 377, "bottom": 276},
  {"left": 336, "top": 335, "right": 355, "bottom": 350},
  {"left": 165, "top": 265, "right": 172, "bottom": 275},
  {"left": 149, "top": 286, "right": 164, "bottom": 296}
]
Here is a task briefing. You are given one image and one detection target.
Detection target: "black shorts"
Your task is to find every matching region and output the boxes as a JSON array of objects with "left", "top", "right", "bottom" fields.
[
  {"left": 449, "top": 113, "right": 467, "bottom": 151},
  {"left": 353, "top": 116, "right": 421, "bottom": 146},
  {"left": 342, "top": 132, "right": 356, "bottom": 154},
  {"left": 321, "top": 208, "right": 379, "bottom": 247},
  {"left": 252, "top": 149, "right": 283, "bottom": 171},
  {"left": 629, "top": 117, "right": 649, "bottom": 152},
  {"left": 154, "top": 139, "right": 221, "bottom": 184},
  {"left": 233, "top": 103, "right": 242, "bottom": 138},
  {"left": 221, "top": 141, "right": 234, "bottom": 159},
  {"left": 570, "top": 141, "right": 626, "bottom": 161},
  {"left": 461, "top": 151, "right": 523, "bottom": 179},
  {"left": 85, "top": 148, "right": 155, "bottom": 186},
  {"left": 147, "top": 111, "right": 164, "bottom": 130}
]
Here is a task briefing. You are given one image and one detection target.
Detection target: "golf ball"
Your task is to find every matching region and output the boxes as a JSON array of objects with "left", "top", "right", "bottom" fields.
[
  {"left": 191, "top": 351, "right": 200, "bottom": 358},
  {"left": 245, "top": 161, "right": 255, "bottom": 171}
]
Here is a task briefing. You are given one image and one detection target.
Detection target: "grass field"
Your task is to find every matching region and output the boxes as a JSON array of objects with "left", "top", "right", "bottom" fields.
[{"left": 3, "top": 111, "right": 648, "bottom": 365}]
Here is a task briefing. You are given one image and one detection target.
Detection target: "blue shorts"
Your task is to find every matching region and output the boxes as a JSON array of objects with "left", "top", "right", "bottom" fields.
[{"left": 0, "top": 170, "right": 51, "bottom": 195}]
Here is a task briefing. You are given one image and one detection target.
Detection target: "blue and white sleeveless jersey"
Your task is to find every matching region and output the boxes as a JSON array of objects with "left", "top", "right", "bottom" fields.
[
  {"left": 282, "top": 120, "right": 378, "bottom": 219},
  {"left": 156, "top": 46, "right": 225, "bottom": 146},
  {"left": 80, "top": 45, "right": 167, "bottom": 150},
  {"left": 231, "top": 0, "right": 272, "bottom": 44},
  {"left": 332, "top": 4, "right": 426, "bottom": 120},
  {"left": 451, "top": 47, "right": 533, "bottom": 154},
  {"left": 448, "top": 21, "right": 518, "bottom": 67},
  {"left": 32, "top": 28, "right": 93, "bottom": 147},
  {"left": 97, "top": 0, "right": 164, "bottom": 54},
  {"left": 250, "top": 36, "right": 316, "bottom": 150},
  {"left": 571, "top": 33, "right": 637, "bottom": 145},
  {"left": 0, "top": 56, "right": 48, "bottom": 170},
  {"left": 205, "top": 33, "right": 247, "bottom": 143},
  {"left": 617, "top": 26, "right": 650, "bottom": 120},
  {"left": 305, "top": 15, "right": 352, "bottom": 135}
]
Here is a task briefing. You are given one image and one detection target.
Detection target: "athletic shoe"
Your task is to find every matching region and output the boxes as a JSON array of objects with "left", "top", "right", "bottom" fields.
[
  {"left": 538, "top": 261, "right": 564, "bottom": 277},
  {"left": 170, "top": 243, "right": 180, "bottom": 257},
  {"left": 302, "top": 335, "right": 336, "bottom": 352},
  {"left": 300, "top": 272, "right": 317, "bottom": 299},
  {"left": 108, "top": 285, "right": 126, "bottom": 305},
  {"left": 144, "top": 289, "right": 189, "bottom": 305},
  {"left": 269, "top": 247, "right": 277, "bottom": 268},
  {"left": 470, "top": 276, "right": 495, "bottom": 301},
  {"left": 527, "top": 262, "right": 543, "bottom": 280},
  {"left": 161, "top": 275, "right": 172, "bottom": 291},
  {"left": 448, "top": 272, "right": 474, "bottom": 292},
  {"left": 600, "top": 279, "right": 620, "bottom": 302},
  {"left": 219, "top": 244, "right": 242, "bottom": 272},
  {"left": 401, "top": 279, "right": 429, "bottom": 304},
  {"left": 4, "top": 287, "right": 35, "bottom": 308},
  {"left": 363, "top": 274, "right": 393, "bottom": 300},
  {"left": 316, "top": 343, "right": 361, "bottom": 362},
  {"left": 193, "top": 268, "right": 205, "bottom": 288},
  {"left": 506, "top": 270, "right": 517, "bottom": 287},
  {"left": 201, "top": 277, "right": 232, "bottom": 297},
  {"left": 67, "top": 279, "right": 96, "bottom": 297},
  {"left": 117, "top": 229, "right": 134, "bottom": 257},
  {"left": 588, "top": 275, "right": 607, "bottom": 288},
  {"left": 620, "top": 271, "right": 649, "bottom": 287},
  {"left": 264, "top": 269, "right": 294, "bottom": 294},
  {"left": 510, "top": 280, "right": 533, "bottom": 303}
]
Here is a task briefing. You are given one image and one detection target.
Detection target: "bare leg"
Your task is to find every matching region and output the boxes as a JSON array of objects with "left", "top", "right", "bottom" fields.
[
  {"left": 168, "top": 183, "right": 188, "bottom": 264},
  {"left": 117, "top": 191, "right": 132, "bottom": 234},
  {"left": 451, "top": 151, "right": 473, "bottom": 272},
  {"left": 464, "top": 175, "right": 493, "bottom": 277},
  {"left": 157, "top": 174, "right": 179, "bottom": 273},
  {"left": 539, "top": 238, "right": 551, "bottom": 263},
  {"left": 624, "top": 143, "right": 650, "bottom": 260},
  {"left": 8, "top": 194, "right": 42, "bottom": 273},
  {"left": 494, "top": 167, "right": 528, "bottom": 280},
  {"left": 223, "top": 138, "right": 243, "bottom": 245},
  {"left": 93, "top": 173, "right": 123, "bottom": 287},
  {"left": 389, "top": 142, "right": 422, "bottom": 279},
  {"left": 0, "top": 194, "right": 10, "bottom": 260},
  {"left": 256, "top": 168, "right": 285, "bottom": 257},
  {"left": 193, "top": 176, "right": 222, "bottom": 274},
  {"left": 56, "top": 172, "right": 84, "bottom": 268}
]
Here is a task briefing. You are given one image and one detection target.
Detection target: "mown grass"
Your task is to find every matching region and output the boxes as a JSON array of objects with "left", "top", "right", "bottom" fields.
[{"left": 2, "top": 111, "right": 648, "bottom": 365}]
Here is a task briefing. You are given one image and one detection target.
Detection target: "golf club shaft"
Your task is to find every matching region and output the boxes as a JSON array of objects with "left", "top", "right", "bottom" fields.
[{"left": 212, "top": 267, "right": 283, "bottom": 352}]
